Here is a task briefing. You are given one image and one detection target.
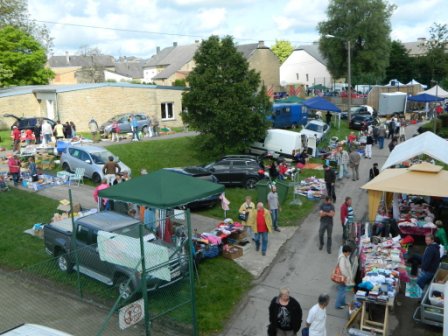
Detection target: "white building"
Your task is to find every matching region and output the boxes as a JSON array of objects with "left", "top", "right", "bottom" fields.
[{"left": 280, "top": 44, "right": 333, "bottom": 88}]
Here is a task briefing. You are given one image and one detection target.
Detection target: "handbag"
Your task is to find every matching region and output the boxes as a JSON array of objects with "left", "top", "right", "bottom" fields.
[
  {"left": 301, "top": 327, "right": 309, "bottom": 336},
  {"left": 331, "top": 264, "right": 346, "bottom": 284},
  {"left": 238, "top": 212, "right": 249, "bottom": 222}
]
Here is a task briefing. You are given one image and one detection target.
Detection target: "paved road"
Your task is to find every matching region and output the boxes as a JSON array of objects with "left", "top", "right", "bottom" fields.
[{"left": 221, "top": 124, "right": 422, "bottom": 336}]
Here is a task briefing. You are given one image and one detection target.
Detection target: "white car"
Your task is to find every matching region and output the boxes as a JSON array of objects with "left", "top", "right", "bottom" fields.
[
  {"left": 1, "top": 324, "right": 73, "bottom": 335},
  {"left": 300, "top": 120, "right": 330, "bottom": 143}
]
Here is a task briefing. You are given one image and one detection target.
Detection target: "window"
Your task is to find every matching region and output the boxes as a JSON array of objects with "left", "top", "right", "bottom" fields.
[
  {"left": 161, "top": 102, "right": 174, "bottom": 120},
  {"left": 76, "top": 226, "right": 90, "bottom": 244},
  {"left": 296, "top": 73, "right": 299, "bottom": 80},
  {"left": 306, "top": 74, "right": 309, "bottom": 81}
]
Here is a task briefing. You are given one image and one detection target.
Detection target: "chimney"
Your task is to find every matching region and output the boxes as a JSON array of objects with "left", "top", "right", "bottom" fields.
[
  {"left": 65, "top": 51, "right": 69, "bottom": 64},
  {"left": 173, "top": 42, "right": 178, "bottom": 47},
  {"left": 258, "top": 40, "right": 265, "bottom": 48},
  {"left": 156, "top": 46, "right": 160, "bottom": 54}
]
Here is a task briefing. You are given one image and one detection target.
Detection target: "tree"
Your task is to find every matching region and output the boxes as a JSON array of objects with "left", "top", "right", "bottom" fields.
[
  {"left": 0, "top": 25, "right": 54, "bottom": 87},
  {"left": 0, "top": 0, "right": 53, "bottom": 52},
  {"left": 425, "top": 23, "right": 448, "bottom": 84},
  {"left": 318, "top": 0, "right": 395, "bottom": 84},
  {"left": 384, "top": 40, "right": 413, "bottom": 84},
  {"left": 181, "top": 35, "right": 271, "bottom": 156},
  {"left": 271, "top": 40, "right": 294, "bottom": 64},
  {"left": 76, "top": 45, "right": 106, "bottom": 83}
]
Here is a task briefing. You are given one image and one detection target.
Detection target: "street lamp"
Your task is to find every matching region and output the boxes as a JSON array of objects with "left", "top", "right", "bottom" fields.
[{"left": 325, "top": 35, "right": 352, "bottom": 121}]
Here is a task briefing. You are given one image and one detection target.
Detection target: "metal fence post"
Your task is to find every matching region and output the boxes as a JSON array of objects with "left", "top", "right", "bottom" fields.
[
  {"left": 186, "top": 209, "right": 198, "bottom": 336},
  {"left": 139, "top": 222, "right": 151, "bottom": 336}
]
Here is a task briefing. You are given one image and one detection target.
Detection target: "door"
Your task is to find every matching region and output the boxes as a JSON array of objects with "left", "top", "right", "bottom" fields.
[
  {"left": 75, "top": 226, "right": 110, "bottom": 277},
  {"left": 229, "top": 160, "right": 248, "bottom": 185},
  {"left": 74, "top": 149, "right": 93, "bottom": 177},
  {"left": 118, "top": 115, "right": 131, "bottom": 133},
  {"left": 306, "top": 135, "right": 317, "bottom": 157},
  {"left": 208, "top": 160, "right": 231, "bottom": 184}
]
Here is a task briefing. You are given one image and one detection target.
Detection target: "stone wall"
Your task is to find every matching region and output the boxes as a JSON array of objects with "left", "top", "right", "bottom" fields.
[
  {"left": 0, "top": 94, "right": 42, "bottom": 129},
  {"left": 248, "top": 49, "right": 281, "bottom": 92}
]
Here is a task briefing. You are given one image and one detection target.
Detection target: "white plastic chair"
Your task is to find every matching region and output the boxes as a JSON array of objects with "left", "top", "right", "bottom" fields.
[{"left": 69, "top": 168, "right": 85, "bottom": 186}]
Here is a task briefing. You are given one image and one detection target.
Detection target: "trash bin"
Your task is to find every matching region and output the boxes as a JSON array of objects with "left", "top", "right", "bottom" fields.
[
  {"left": 255, "top": 179, "right": 270, "bottom": 203},
  {"left": 275, "top": 180, "right": 290, "bottom": 204}
]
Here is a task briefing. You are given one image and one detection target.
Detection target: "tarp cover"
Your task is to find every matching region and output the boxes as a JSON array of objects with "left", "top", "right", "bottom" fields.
[
  {"left": 382, "top": 131, "right": 448, "bottom": 170},
  {"left": 408, "top": 93, "right": 444, "bottom": 103},
  {"left": 303, "top": 96, "right": 341, "bottom": 112},
  {"left": 417, "top": 85, "right": 448, "bottom": 98},
  {"left": 98, "top": 169, "right": 224, "bottom": 209}
]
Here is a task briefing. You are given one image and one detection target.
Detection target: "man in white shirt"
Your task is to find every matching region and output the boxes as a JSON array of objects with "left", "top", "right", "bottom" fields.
[
  {"left": 41, "top": 120, "right": 53, "bottom": 145},
  {"left": 306, "top": 293, "right": 329, "bottom": 336}
]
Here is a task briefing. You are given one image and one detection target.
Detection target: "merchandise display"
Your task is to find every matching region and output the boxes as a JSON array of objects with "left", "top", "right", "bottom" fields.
[
  {"left": 397, "top": 197, "right": 437, "bottom": 236},
  {"left": 294, "top": 176, "right": 326, "bottom": 199}
]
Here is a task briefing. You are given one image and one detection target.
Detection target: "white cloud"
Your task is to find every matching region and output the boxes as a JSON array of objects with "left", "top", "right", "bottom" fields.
[{"left": 196, "top": 8, "right": 227, "bottom": 31}]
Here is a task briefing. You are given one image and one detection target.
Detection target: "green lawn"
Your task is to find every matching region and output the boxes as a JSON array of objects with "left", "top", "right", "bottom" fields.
[{"left": 0, "top": 130, "right": 12, "bottom": 150}]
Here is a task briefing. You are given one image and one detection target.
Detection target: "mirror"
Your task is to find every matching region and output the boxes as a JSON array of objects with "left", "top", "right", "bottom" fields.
[{"left": 85, "top": 160, "right": 91, "bottom": 164}]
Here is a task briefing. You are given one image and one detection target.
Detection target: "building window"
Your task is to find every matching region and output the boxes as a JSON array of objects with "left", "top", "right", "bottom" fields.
[
  {"left": 296, "top": 73, "right": 299, "bottom": 80},
  {"left": 161, "top": 102, "right": 174, "bottom": 120},
  {"left": 306, "top": 74, "right": 309, "bottom": 82}
]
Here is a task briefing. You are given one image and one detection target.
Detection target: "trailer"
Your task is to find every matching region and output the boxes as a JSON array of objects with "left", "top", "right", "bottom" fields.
[{"left": 378, "top": 92, "right": 408, "bottom": 116}]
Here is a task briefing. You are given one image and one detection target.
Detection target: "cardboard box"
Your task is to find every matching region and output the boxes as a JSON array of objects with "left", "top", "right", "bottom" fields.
[
  {"left": 433, "top": 269, "right": 448, "bottom": 284},
  {"left": 229, "top": 230, "right": 247, "bottom": 241},
  {"left": 223, "top": 245, "right": 243, "bottom": 260}
]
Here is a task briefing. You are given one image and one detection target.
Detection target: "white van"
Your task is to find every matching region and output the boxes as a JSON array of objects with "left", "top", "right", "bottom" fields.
[
  {"left": 249, "top": 129, "right": 317, "bottom": 159},
  {"left": 1, "top": 324, "right": 73, "bottom": 335}
]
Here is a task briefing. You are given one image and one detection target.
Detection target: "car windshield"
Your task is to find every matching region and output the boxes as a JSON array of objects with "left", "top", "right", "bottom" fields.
[
  {"left": 305, "top": 123, "right": 323, "bottom": 132},
  {"left": 90, "top": 151, "right": 117, "bottom": 164}
]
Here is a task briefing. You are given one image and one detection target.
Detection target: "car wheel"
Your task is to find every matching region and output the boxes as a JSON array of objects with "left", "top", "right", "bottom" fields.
[
  {"left": 141, "top": 126, "right": 148, "bottom": 135},
  {"left": 116, "top": 275, "right": 134, "bottom": 300},
  {"left": 245, "top": 178, "right": 258, "bottom": 189},
  {"left": 92, "top": 173, "right": 101, "bottom": 184},
  {"left": 62, "top": 162, "right": 71, "bottom": 173},
  {"left": 56, "top": 252, "right": 73, "bottom": 273}
]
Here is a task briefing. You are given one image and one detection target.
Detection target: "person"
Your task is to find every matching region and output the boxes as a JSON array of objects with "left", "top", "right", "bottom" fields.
[
  {"left": 388, "top": 137, "right": 398, "bottom": 152},
  {"left": 323, "top": 165, "right": 336, "bottom": 203},
  {"left": 335, "top": 245, "right": 354, "bottom": 309},
  {"left": 34, "top": 121, "right": 41, "bottom": 144},
  {"left": 305, "top": 294, "right": 329, "bottom": 336},
  {"left": 319, "top": 196, "right": 335, "bottom": 254},
  {"left": 130, "top": 114, "right": 140, "bottom": 141},
  {"left": 325, "top": 111, "right": 332, "bottom": 125},
  {"left": 113, "top": 173, "right": 123, "bottom": 185},
  {"left": 93, "top": 179, "right": 110, "bottom": 210},
  {"left": 416, "top": 234, "right": 441, "bottom": 289},
  {"left": 387, "top": 119, "right": 395, "bottom": 139},
  {"left": 348, "top": 149, "right": 361, "bottom": 181},
  {"left": 89, "top": 118, "right": 99, "bottom": 142},
  {"left": 340, "top": 197, "right": 354, "bottom": 241},
  {"left": 0, "top": 175, "right": 8, "bottom": 191},
  {"left": 65, "top": 121, "right": 73, "bottom": 139},
  {"left": 24, "top": 128, "right": 34, "bottom": 145},
  {"left": 399, "top": 122, "right": 406, "bottom": 142},
  {"left": 153, "top": 117, "right": 159, "bottom": 136},
  {"left": 54, "top": 121, "right": 64, "bottom": 140},
  {"left": 238, "top": 196, "right": 255, "bottom": 240},
  {"left": 11, "top": 126, "right": 21, "bottom": 152},
  {"left": 365, "top": 132, "right": 373, "bottom": 159},
  {"left": 102, "top": 156, "right": 121, "bottom": 185},
  {"left": 278, "top": 161, "right": 288, "bottom": 180},
  {"left": 147, "top": 116, "right": 154, "bottom": 137},
  {"left": 369, "top": 163, "right": 379, "bottom": 181},
  {"left": 269, "top": 161, "right": 279, "bottom": 180},
  {"left": 70, "top": 121, "right": 77, "bottom": 138},
  {"left": 294, "top": 149, "right": 308, "bottom": 166},
  {"left": 347, "top": 132, "right": 357, "bottom": 150},
  {"left": 248, "top": 202, "right": 272, "bottom": 256},
  {"left": 268, "top": 288, "right": 302, "bottom": 336},
  {"left": 8, "top": 154, "right": 21, "bottom": 186},
  {"left": 28, "top": 156, "right": 38, "bottom": 182},
  {"left": 111, "top": 119, "right": 120, "bottom": 142},
  {"left": 122, "top": 171, "right": 130, "bottom": 182},
  {"left": 41, "top": 120, "right": 53, "bottom": 145},
  {"left": 267, "top": 185, "right": 281, "bottom": 232},
  {"left": 435, "top": 220, "right": 448, "bottom": 251},
  {"left": 337, "top": 147, "right": 350, "bottom": 180},
  {"left": 377, "top": 124, "right": 386, "bottom": 149}
]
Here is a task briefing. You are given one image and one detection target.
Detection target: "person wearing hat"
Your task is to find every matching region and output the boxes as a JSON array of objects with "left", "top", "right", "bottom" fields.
[{"left": 11, "top": 126, "right": 21, "bottom": 153}]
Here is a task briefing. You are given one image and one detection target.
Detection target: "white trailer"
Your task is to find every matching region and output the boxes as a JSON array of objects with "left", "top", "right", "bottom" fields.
[{"left": 378, "top": 92, "right": 408, "bottom": 116}]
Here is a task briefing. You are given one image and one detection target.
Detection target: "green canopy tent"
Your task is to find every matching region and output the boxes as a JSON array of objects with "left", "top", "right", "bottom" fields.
[
  {"left": 98, "top": 169, "right": 224, "bottom": 208},
  {"left": 274, "top": 96, "right": 305, "bottom": 104},
  {"left": 309, "top": 84, "right": 329, "bottom": 91}
]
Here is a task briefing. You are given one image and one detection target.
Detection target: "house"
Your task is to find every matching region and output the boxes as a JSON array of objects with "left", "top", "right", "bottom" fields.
[
  {"left": 403, "top": 38, "right": 429, "bottom": 57},
  {"left": 143, "top": 40, "right": 280, "bottom": 93},
  {"left": 0, "top": 83, "right": 184, "bottom": 131},
  {"left": 104, "top": 58, "right": 145, "bottom": 82},
  {"left": 280, "top": 44, "right": 333, "bottom": 89}
]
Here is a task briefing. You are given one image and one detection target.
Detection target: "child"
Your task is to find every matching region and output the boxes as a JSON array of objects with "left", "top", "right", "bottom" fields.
[{"left": 0, "top": 175, "right": 9, "bottom": 191}]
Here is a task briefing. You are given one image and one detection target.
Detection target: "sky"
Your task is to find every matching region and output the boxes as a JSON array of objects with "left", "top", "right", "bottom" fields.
[{"left": 28, "top": 0, "right": 448, "bottom": 59}]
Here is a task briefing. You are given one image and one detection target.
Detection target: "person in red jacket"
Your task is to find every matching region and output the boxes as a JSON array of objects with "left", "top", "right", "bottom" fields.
[
  {"left": 8, "top": 154, "right": 21, "bottom": 186},
  {"left": 11, "top": 126, "right": 21, "bottom": 153},
  {"left": 340, "top": 197, "right": 354, "bottom": 241}
]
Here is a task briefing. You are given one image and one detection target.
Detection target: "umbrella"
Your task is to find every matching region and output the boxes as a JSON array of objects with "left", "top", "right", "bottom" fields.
[{"left": 408, "top": 93, "right": 444, "bottom": 103}]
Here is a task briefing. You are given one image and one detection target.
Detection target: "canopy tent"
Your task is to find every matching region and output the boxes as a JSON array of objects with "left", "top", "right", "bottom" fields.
[
  {"left": 309, "top": 84, "right": 329, "bottom": 91},
  {"left": 408, "top": 93, "right": 444, "bottom": 103},
  {"left": 98, "top": 169, "right": 224, "bottom": 209},
  {"left": 418, "top": 85, "right": 448, "bottom": 98},
  {"left": 407, "top": 79, "right": 427, "bottom": 89},
  {"left": 382, "top": 131, "right": 448, "bottom": 170},
  {"left": 303, "top": 96, "right": 341, "bottom": 112},
  {"left": 385, "top": 79, "right": 405, "bottom": 87},
  {"left": 274, "top": 96, "right": 305, "bottom": 104},
  {"left": 361, "top": 163, "right": 448, "bottom": 221}
]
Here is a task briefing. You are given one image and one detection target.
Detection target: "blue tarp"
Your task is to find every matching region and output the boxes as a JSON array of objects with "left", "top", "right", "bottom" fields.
[
  {"left": 408, "top": 93, "right": 444, "bottom": 103},
  {"left": 303, "top": 96, "right": 341, "bottom": 112}
]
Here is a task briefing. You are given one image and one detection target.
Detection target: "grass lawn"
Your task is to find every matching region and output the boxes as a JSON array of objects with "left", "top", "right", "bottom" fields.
[{"left": 0, "top": 130, "right": 12, "bottom": 150}]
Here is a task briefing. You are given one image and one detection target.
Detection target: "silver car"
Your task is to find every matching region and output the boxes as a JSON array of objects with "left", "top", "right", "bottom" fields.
[
  {"left": 61, "top": 145, "right": 131, "bottom": 183},
  {"left": 99, "top": 113, "right": 150, "bottom": 135}
]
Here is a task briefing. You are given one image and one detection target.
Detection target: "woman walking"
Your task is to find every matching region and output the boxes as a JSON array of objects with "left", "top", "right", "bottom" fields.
[{"left": 335, "top": 245, "right": 354, "bottom": 309}]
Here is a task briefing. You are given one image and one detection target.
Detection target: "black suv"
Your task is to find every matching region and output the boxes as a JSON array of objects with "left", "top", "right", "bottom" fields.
[
  {"left": 203, "top": 155, "right": 263, "bottom": 189},
  {"left": 3, "top": 114, "right": 56, "bottom": 130}
]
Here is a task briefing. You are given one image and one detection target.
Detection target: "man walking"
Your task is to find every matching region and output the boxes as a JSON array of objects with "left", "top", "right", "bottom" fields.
[
  {"left": 337, "top": 147, "right": 350, "bottom": 180},
  {"left": 365, "top": 132, "right": 373, "bottom": 159},
  {"left": 323, "top": 165, "right": 336, "bottom": 203},
  {"left": 130, "top": 114, "right": 140, "bottom": 141},
  {"left": 248, "top": 202, "right": 272, "bottom": 256},
  {"left": 340, "top": 197, "right": 354, "bottom": 241},
  {"left": 349, "top": 149, "right": 361, "bottom": 181},
  {"left": 369, "top": 163, "right": 380, "bottom": 181},
  {"left": 305, "top": 294, "right": 330, "bottom": 336},
  {"left": 267, "top": 185, "right": 281, "bottom": 232},
  {"left": 377, "top": 124, "right": 386, "bottom": 149},
  {"left": 11, "top": 126, "right": 21, "bottom": 153},
  {"left": 319, "top": 196, "right": 335, "bottom": 254}
]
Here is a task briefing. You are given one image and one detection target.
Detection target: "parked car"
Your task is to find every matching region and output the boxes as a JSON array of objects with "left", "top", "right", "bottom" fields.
[
  {"left": 203, "top": 155, "right": 264, "bottom": 189},
  {"left": 60, "top": 145, "right": 131, "bottom": 183},
  {"left": 44, "top": 211, "right": 188, "bottom": 300},
  {"left": 300, "top": 120, "right": 330, "bottom": 143},
  {"left": 163, "top": 167, "right": 221, "bottom": 209},
  {"left": 1, "top": 324, "right": 73, "bottom": 335},
  {"left": 99, "top": 113, "right": 150, "bottom": 135},
  {"left": 349, "top": 114, "right": 374, "bottom": 130},
  {"left": 3, "top": 114, "right": 56, "bottom": 130},
  {"left": 341, "top": 105, "right": 375, "bottom": 120}
]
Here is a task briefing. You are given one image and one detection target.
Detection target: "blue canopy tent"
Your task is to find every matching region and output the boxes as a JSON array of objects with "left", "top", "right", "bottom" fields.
[
  {"left": 303, "top": 96, "right": 342, "bottom": 128},
  {"left": 408, "top": 93, "right": 444, "bottom": 103}
]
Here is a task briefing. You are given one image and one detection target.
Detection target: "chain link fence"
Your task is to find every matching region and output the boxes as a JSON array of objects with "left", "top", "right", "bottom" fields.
[{"left": 0, "top": 210, "right": 196, "bottom": 336}]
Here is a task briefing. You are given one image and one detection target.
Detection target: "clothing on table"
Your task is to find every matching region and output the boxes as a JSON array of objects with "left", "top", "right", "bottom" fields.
[
  {"left": 268, "top": 296, "right": 302, "bottom": 334},
  {"left": 435, "top": 227, "right": 448, "bottom": 251},
  {"left": 306, "top": 304, "right": 327, "bottom": 336}
]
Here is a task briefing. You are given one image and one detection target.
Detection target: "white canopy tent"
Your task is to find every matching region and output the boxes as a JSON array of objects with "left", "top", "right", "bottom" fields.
[
  {"left": 417, "top": 85, "right": 448, "bottom": 98},
  {"left": 385, "top": 79, "right": 405, "bottom": 87},
  {"left": 382, "top": 131, "right": 448, "bottom": 170},
  {"left": 407, "top": 79, "right": 427, "bottom": 89}
]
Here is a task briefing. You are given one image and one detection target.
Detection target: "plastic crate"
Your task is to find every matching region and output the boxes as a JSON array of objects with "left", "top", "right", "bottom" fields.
[{"left": 421, "top": 283, "right": 445, "bottom": 323}]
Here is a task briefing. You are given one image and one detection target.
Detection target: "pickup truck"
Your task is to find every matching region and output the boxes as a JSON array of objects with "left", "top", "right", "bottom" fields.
[{"left": 44, "top": 211, "right": 187, "bottom": 299}]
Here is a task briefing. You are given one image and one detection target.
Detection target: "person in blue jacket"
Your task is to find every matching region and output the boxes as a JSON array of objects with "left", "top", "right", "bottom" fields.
[{"left": 417, "top": 234, "right": 441, "bottom": 289}]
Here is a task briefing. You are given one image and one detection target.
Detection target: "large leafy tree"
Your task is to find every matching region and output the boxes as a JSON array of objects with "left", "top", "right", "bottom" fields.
[
  {"left": 384, "top": 40, "right": 413, "bottom": 84},
  {"left": 318, "top": 0, "right": 395, "bottom": 84},
  {"left": 425, "top": 23, "right": 448, "bottom": 85},
  {"left": 271, "top": 40, "right": 294, "bottom": 64},
  {"left": 0, "top": 25, "right": 54, "bottom": 86},
  {"left": 182, "top": 35, "right": 271, "bottom": 156}
]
